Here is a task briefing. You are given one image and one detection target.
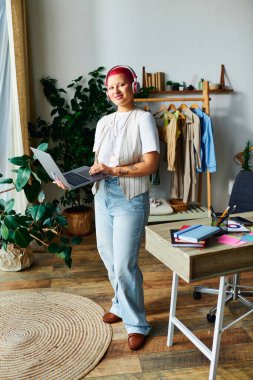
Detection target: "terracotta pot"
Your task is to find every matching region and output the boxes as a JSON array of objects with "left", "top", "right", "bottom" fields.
[
  {"left": 0, "top": 245, "right": 34, "bottom": 272},
  {"left": 64, "top": 207, "right": 93, "bottom": 236}
]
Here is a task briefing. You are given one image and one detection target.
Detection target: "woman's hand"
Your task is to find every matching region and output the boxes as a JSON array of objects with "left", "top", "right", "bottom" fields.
[
  {"left": 89, "top": 163, "right": 114, "bottom": 176},
  {"left": 53, "top": 176, "right": 70, "bottom": 190}
]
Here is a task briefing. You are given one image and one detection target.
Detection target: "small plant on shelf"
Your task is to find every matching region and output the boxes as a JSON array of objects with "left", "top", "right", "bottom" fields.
[
  {"left": 135, "top": 86, "right": 155, "bottom": 98},
  {"left": 166, "top": 80, "right": 184, "bottom": 91}
]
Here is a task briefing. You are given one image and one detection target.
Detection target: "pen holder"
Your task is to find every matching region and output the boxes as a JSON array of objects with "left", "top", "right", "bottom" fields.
[{"left": 211, "top": 213, "right": 228, "bottom": 232}]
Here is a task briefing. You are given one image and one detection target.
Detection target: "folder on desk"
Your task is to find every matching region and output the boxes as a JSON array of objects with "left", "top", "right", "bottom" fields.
[{"left": 174, "top": 224, "right": 220, "bottom": 243}]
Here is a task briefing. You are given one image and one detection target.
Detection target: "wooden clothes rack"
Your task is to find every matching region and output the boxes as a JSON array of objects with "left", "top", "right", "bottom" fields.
[{"left": 134, "top": 81, "right": 212, "bottom": 216}]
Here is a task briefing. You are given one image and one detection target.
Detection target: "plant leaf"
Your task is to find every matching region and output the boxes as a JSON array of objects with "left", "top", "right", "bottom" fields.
[
  {"left": 57, "top": 246, "right": 72, "bottom": 268},
  {"left": 4, "top": 199, "right": 15, "bottom": 213},
  {"left": 38, "top": 190, "right": 46, "bottom": 203},
  {"left": 24, "top": 180, "right": 41, "bottom": 203},
  {"left": 16, "top": 167, "right": 31, "bottom": 191},
  {"left": 29, "top": 204, "right": 47, "bottom": 221},
  {"left": 70, "top": 236, "right": 82, "bottom": 245},
  {"left": 60, "top": 236, "right": 69, "bottom": 244},
  {"left": 8, "top": 155, "right": 30, "bottom": 166},
  {"left": 13, "top": 228, "right": 32, "bottom": 248},
  {"left": 45, "top": 230, "right": 55, "bottom": 241},
  {"left": 1, "top": 223, "right": 9, "bottom": 240},
  {"left": 0, "top": 178, "right": 13, "bottom": 184},
  {"left": 0, "top": 199, "right": 5, "bottom": 211},
  {"left": 43, "top": 218, "right": 52, "bottom": 226},
  {"left": 4, "top": 215, "right": 19, "bottom": 229},
  {"left": 55, "top": 215, "right": 68, "bottom": 226},
  {"left": 37, "top": 142, "right": 48, "bottom": 152},
  {"left": 48, "top": 242, "right": 61, "bottom": 253}
]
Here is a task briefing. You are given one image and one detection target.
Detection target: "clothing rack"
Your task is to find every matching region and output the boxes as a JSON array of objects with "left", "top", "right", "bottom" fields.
[{"left": 135, "top": 81, "right": 212, "bottom": 216}]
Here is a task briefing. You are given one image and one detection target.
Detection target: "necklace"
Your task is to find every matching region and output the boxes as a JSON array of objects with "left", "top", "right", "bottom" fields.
[{"left": 109, "top": 107, "right": 135, "bottom": 164}]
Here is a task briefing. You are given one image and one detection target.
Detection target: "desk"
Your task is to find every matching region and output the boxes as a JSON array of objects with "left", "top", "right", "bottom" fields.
[{"left": 145, "top": 212, "right": 253, "bottom": 380}]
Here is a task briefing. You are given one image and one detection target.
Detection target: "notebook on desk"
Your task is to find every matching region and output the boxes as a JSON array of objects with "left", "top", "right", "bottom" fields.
[
  {"left": 31, "top": 148, "right": 108, "bottom": 190},
  {"left": 174, "top": 224, "right": 220, "bottom": 243},
  {"left": 170, "top": 229, "right": 207, "bottom": 248}
]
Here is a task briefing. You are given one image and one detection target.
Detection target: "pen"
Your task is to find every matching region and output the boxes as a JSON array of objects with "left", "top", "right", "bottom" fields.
[
  {"left": 228, "top": 204, "right": 237, "bottom": 217},
  {"left": 210, "top": 205, "right": 217, "bottom": 218},
  {"left": 218, "top": 205, "right": 237, "bottom": 227},
  {"left": 215, "top": 206, "right": 230, "bottom": 226}
]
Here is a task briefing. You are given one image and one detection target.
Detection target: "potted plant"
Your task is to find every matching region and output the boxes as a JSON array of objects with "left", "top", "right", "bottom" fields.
[
  {"left": 234, "top": 140, "right": 253, "bottom": 170},
  {"left": 0, "top": 146, "right": 81, "bottom": 270},
  {"left": 29, "top": 67, "right": 114, "bottom": 235},
  {"left": 166, "top": 80, "right": 173, "bottom": 91},
  {"left": 231, "top": 140, "right": 253, "bottom": 213},
  {"left": 241, "top": 140, "right": 252, "bottom": 171}
]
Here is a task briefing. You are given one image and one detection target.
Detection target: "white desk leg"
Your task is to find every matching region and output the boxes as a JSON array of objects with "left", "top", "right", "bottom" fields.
[
  {"left": 209, "top": 275, "right": 228, "bottom": 380},
  {"left": 167, "top": 271, "right": 179, "bottom": 346}
]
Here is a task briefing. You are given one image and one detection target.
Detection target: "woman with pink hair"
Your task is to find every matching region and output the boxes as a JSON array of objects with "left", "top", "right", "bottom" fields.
[{"left": 90, "top": 65, "right": 160, "bottom": 350}]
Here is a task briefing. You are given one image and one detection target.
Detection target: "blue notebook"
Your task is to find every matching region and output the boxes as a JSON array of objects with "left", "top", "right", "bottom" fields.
[{"left": 174, "top": 224, "right": 220, "bottom": 243}]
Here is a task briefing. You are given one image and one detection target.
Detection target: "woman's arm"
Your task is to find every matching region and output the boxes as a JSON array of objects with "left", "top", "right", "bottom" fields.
[{"left": 90, "top": 151, "right": 159, "bottom": 177}]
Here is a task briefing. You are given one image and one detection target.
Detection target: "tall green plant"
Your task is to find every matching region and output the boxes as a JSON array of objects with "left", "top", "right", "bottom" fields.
[{"left": 29, "top": 67, "right": 114, "bottom": 209}]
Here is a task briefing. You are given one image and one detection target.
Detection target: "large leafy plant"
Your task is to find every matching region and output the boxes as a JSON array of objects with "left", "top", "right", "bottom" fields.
[
  {"left": 29, "top": 67, "right": 114, "bottom": 210},
  {"left": 0, "top": 144, "right": 81, "bottom": 267}
]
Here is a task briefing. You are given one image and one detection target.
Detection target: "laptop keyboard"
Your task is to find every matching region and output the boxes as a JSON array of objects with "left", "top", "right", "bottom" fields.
[{"left": 64, "top": 172, "right": 90, "bottom": 186}]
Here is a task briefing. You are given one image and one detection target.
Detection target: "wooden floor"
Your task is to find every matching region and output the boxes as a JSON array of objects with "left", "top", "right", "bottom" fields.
[{"left": 1, "top": 232, "right": 253, "bottom": 380}]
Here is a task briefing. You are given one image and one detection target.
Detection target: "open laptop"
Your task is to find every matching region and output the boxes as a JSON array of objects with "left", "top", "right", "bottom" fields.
[{"left": 31, "top": 147, "right": 108, "bottom": 190}]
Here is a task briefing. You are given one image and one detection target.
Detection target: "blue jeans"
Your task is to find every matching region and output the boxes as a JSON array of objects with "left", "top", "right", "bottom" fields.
[{"left": 94, "top": 177, "right": 151, "bottom": 335}]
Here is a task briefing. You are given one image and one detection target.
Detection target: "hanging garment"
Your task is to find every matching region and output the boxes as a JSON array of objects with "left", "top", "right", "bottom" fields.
[
  {"left": 154, "top": 110, "right": 169, "bottom": 144},
  {"left": 165, "top": 110, "right": 183, "bottom": 171},
  {"left": 191, "top": 108, "right": 217, "bottom": 173},
  {"left": 170, "top": 107, "right": 201, "bottom": 203}
]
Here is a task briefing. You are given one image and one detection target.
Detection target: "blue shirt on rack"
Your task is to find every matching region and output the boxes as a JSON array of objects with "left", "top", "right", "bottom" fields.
[{"left": 192, "top": 108, "right": 217, "bottom": 173}]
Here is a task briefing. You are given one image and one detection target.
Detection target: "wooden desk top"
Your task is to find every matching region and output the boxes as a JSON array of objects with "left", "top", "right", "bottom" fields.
[{"left": 145, "top": 212, "right": 253, "bottom": 283}]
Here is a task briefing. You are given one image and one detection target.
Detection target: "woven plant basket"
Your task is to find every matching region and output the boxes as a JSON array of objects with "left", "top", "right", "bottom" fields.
[
  {"left": 169, "top": 198, "right": 188, "bottom": 212},
  {"left": 0, "top": 244, "right": 34, "bottom": 272},
  {"left": 63, "top": 207, "right": 93, "bottom": 236}
]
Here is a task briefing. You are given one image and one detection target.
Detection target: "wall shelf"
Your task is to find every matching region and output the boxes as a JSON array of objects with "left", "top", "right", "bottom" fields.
[{"left": 148, "top": 89, "right": 234, "bottom": 95}]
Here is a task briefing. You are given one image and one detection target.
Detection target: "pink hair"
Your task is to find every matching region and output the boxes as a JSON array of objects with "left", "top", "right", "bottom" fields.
[{"left": 105, "top": 67, "right": 134, "bottom": 86}]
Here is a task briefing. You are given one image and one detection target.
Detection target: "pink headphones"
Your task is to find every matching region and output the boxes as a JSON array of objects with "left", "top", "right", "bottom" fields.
[{"left": 105, "top": 65, "right": 140, "bottom": 94}]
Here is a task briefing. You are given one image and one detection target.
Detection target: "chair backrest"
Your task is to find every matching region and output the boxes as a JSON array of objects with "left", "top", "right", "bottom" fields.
[{"left": 229, "top": 171, "right": 253, "bottom": 213}]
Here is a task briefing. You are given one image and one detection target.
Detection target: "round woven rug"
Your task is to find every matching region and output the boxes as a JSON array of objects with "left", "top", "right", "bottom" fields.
[{"left": 0, "top": 291, "right": 112, "bottom": 380}]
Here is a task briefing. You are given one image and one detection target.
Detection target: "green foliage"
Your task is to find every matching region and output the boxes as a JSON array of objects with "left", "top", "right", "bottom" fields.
[
  {"left": 166, "top": 80, "right": 183, "bottom": 90},
  {"left": 135, "top": 86, "right": 155, "bottom": 99},
  {"left": 242, "top": 140, "right": 252, "bottom": 171},
  {"left": 0, "top": 190, "right": 80, "bottom": 267},
  {"left": 29, "top": 67, "right": 114, "bottom": 208},
  {"left": 4, "top": 143, "right": 51, "bottom": 202},
  {"left": 0, "top": 143, "right": 83, "bottom": 268}
]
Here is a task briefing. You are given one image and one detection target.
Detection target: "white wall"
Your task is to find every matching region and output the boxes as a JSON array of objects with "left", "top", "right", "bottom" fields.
[{"left": 26, "top": 0, "right": 253, "bottom": 210}]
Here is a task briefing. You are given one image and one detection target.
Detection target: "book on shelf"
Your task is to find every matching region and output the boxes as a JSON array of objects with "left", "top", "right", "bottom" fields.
[
  {"left": 144, "top": 71, "right": 165, "bottom": 91},
  {"left": 157, "top": 72, "right": 165, "bottom": 91},
  {"left": 173, "top": 224, "right": 220, "bottom": 243},
  {"left": 170, "top": 229, "right": 206, "bottom": 248}
]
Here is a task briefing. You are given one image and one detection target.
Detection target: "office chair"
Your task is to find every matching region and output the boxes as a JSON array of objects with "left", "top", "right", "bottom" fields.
[{"left": 193, "top": 170, "right": 253, "bottom": 322}]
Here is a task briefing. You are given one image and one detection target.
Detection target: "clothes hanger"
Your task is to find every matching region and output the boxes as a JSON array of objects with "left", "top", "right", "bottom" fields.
[
  {"left": 143, "top": 103, "right": 150, "bottom": 112},
  {"left": 190, "top": 103, "right": 199, "bottom": 110},
  {"left": 168, "top": 103, "right": 177, "bottom": 112},
  {"left": 153, "top": 104, "right": 167, "bottom": 117},
  {"left": 178, "top": 103, "right": 188, "bottom": 111}
]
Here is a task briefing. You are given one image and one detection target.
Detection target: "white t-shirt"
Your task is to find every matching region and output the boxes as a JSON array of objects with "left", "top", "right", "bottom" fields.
[{"left": 93, "top": 111, "right": 160, "bottom": 167}]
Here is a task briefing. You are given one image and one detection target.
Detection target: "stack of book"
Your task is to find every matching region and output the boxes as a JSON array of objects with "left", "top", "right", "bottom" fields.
[
  {"left": 170, "top": 230, "right": 207, "bottom": 248},
  {"left": 170, "top": 224, "right": 220, "bottom": 248},
  {"left": 144, "top": 71, "right": 165, "bottom": 91}
]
